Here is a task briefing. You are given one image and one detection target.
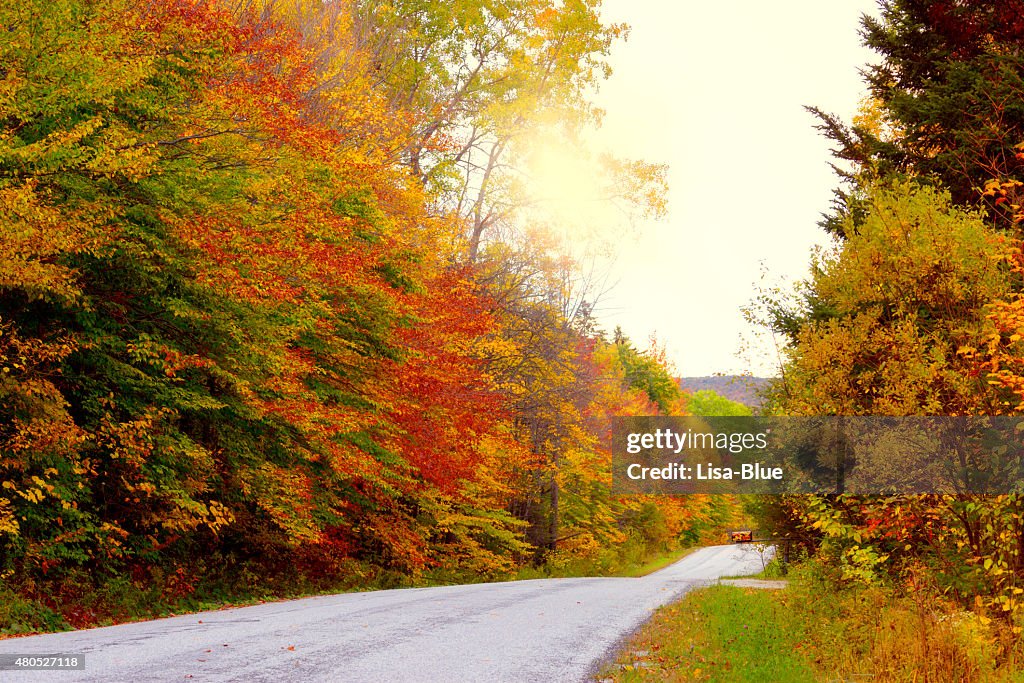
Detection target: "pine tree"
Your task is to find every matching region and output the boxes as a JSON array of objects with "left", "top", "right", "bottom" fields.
[{"left": 813, "top": 0, "right": 1024, "bottom": 234}]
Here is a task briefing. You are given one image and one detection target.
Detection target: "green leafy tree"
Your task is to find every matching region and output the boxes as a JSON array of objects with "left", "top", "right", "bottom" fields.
[
  {"left": 810, "top": 0, "right": 1024, "bottom": 234},
  {"left": 612, "top": 328, "right": 682, "bottom": 415},
  {"left": 685, "top": 390, "right": 752, "bottom": 417}
]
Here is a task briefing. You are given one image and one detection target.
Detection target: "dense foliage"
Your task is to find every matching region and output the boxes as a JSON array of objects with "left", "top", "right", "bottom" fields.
[
  {"left": 811, "top": 0, "right": 1024, "bottom": 235},
  {"left": 760, "top": 0, "right": 1024, "bottom": 649},
  {"left": 0, "top": 0, "right": 729, "bottom": 630}
]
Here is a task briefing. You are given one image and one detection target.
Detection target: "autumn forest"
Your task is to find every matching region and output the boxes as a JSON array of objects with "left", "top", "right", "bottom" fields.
[
  {"left": 10, "top": 0, "right": 1024, "bottom": 674},
  {"left": 0, "top": 0, "right": 739, "bottom": 631}
]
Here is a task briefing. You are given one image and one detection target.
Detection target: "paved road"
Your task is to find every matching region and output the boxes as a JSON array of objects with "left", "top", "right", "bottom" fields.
[{"left": 0, "top": 544, "right": 770, "bottom": 683}]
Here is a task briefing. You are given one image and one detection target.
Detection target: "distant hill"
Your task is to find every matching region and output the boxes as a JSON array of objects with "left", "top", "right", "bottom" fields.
[{"left": 678, "top": 376, "right": 773, "bottom": 410}]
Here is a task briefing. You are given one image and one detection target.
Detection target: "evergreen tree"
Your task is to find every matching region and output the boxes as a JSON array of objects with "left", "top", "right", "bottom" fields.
[{"left": 812, "top": 0, "right": 1024, "bottom": 235}]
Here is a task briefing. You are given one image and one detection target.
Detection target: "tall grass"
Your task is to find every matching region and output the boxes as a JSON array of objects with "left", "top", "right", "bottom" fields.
[{"left": 598, "top": 563, "right": 1024, "bottom": 682}]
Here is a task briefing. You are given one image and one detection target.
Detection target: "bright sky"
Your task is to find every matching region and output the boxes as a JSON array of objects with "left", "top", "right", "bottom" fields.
[{"left": 576, "top": 0, "right": 881, "bottom": 377}]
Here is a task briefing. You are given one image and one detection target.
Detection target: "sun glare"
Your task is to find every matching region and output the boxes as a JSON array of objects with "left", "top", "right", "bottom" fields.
[{"left": 522, "top": 137, "right": 613, "bottom": 243}]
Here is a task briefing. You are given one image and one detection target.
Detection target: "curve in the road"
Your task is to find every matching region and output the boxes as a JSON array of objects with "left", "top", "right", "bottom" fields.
[{"left": 0, "top": 543, "right": 770, "bottom": 683}]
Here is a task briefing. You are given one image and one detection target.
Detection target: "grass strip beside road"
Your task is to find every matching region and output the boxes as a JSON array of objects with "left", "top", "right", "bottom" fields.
[
  {"left": 596, "top": 584, "right": 815, "bottom": 682},
  {"left": 511, "top": 544, "right": 702, "bottom": 581},
  {"left": 598, "top": 566, "right": 1024, "bottom": 683},
  {"left": 618, "top": 546, "right": 699, "bottom": 578}
]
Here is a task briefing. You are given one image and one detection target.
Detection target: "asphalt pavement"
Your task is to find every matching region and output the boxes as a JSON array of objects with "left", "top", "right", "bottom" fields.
[{"left": 0, "top": 543, "right": 771, "bottom": 683}]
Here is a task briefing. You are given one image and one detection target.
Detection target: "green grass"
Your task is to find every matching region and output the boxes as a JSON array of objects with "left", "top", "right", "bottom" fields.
[
  {"left": 598, "top": 564, "right": 1024, "bottom": 683},
  {"left": 617, "top": 546, "right": 698, "bottom": 578},
  {"left": 720, "top": 554, "right": 787, "bottom": 581},
  {"left": 0, "top": 584, "right": 70, "bottom": 637},
  {"left": 597, "top": 584, "right": 816, "bottom": 682},
  {"left": 512, "top": 542, "right": 700, "bottom": 581}
]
